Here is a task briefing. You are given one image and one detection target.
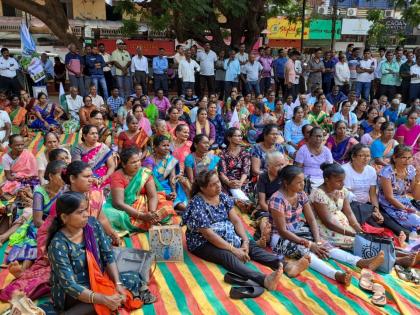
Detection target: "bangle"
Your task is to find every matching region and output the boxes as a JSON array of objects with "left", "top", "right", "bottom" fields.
[
  {"left": 229, "top": 244, "right": 234, "bottom": 252},
  {"left": 89, "top": 291, "right": 95, "bottom": 304},
  {"left": 116, "top": 281, "right": 123, "bottom": 286}
]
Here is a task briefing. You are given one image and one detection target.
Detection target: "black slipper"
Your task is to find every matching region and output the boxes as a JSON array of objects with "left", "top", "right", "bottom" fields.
[
  {"left": 224, "top": 272, "right": 259, "bottom": 287},
  {"left": 229, "top": 286, "right": 264, "bottom": 299}
]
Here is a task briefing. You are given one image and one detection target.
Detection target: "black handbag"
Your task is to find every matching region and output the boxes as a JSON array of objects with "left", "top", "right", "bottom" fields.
[
  {"left": 350, "top": 201, "right": 374, "bottom": 224},
  {"left": 113, "top": 247, "right": 155, "bottom": 283}
]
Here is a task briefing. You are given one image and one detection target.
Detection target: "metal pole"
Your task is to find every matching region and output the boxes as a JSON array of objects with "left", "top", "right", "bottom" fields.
[
  {"left": 301, "top": 0, "right": 306, "bottom": 51},
  {"left": 331, "top": 0, "right": 338, "bottom": 51}
]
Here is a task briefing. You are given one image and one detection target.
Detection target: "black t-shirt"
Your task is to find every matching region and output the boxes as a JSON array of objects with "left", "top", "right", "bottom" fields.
[{"left": 256, "top": 171, "right": 281, "bottom": 201}]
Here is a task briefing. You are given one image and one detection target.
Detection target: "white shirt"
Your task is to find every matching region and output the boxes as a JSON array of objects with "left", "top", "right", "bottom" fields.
[
  {"left": 410, "top": 64, "right": 420, "bottom": 84},
  {"left": 236, "top": 52, "right": 249, "bottom": 74},
  {"left": 178, "top": 59, "right": 200, "bottom": 82},
  {"left": 294, "top": 60, "right": 302, "bottom": 84},
  {"left": 0, "top": 110, "right": 11, "bottom": 142},
  {"left": 243, "top": 61, "right": 262, "bottom": 82},
  {"left": 196, "top": 50, "right": 217, "bottom": 76},
  {"left": 357, "top": 59, "right": 375, "bottom": 82},
  {"left": 130, "top": 55, "right": 149, "bottom": 74},
  {"left": 173, "top": 53, "right": 185, "bottom": 65},
  {"left": 65, "top": 95, "right": 83, "bottom": 121},
  {"left": 0, "top": 56, "right": 19, "bottom": 78},
  {"left": 100, "top": 52, "right": 112, "bottom": 72},
  {"left": 342, "top": 163, "right": 377, "bottom": 203},
  {"left": 334, "top": 62, "right": 350, "bottom": 85},
  {"left": 89, "top": 94, "right": 105, "bottom": 109}
]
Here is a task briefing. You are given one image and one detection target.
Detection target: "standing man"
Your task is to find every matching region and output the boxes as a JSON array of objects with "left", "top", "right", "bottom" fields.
[
  {"left": 273, "top": 49, "right": 288, "bottom": 98},
  {"left": 394, "top": 48, "right": 404, "bottom": 94},
  {"left": 307, "top": 48, "right": 324, "bottom": 90},
  {"left": 284, "top": 50, "right": 300, "bottom": 100},
  {"left": 215, "top": 50, "right": 226, "bottom": 101},
  {"left": 399, "top": 51, "right": 415, "bottom": 104},
  {"left": 0, "top": 48, "right": 20, "bottom": 95},
  {"left": 224, "top": 49, "right": 240, "bottom": 100},
  {"left": 259, "top": 47, "right": 273, "bottom": 95},
  {"left": 380, "top": 51, "right": 399, "bottom": 99},
  {"left": 322, "top": 51, "right": 335, "bottom": 94},
  {"left": 409, "top": 57, "right": 420, "bottom": 102},
  {"left": 131, "top": 46, "right": 149, "bottom": 95},
  {"left": 178, "top": 49, "right": 200, "bottom": 95},
  {"left": 236, "top": 44, "right": 248, "bottom": 94},
  {"left": 373, "top": 47, "right": 386, "bottom": 99},
  {"left": 355, "top": 49, "right": 375, "bottom": 101},
  {"left": 152, "top": 48, "right": 169, "bottom": 96},
  {"left": 82, "top": 46, "right": 92, "bottom": 96},
  {"left": 86, "top": 46, "right": 108, "bottom": 99},
  {"left": 197, "top": 42, "right": 217, "bottom": 97},
  {"left": 40, "top": 53, "right": 54, "bottom": 80},
  {"left": 347, "top": 47, "right": 361, "bottom": 91},
  {"left": 98, "top": 43, "right": 113, "bottom": 93},
  {"left": 111, "top": 39, "right": 131, "bottom": 98},
  {"left": 173, "top": 45, "right": 185, "bottom": 96},
  {"left": 243, "top": 53, "right": 263, "bottom": 97},
  {"left": 65, "top": 43, "right": 84, "bottom": 96}
]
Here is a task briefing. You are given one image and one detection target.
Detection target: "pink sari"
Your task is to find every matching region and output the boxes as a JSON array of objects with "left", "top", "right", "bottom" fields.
[
  {"left": 172, "top": 140, "right": 192, "bottom": 173},
  {"left": 395, "top": 124, "right": 420, "bottom": 154},
  {"left": 139, "top": 116, "right": 152, "bottom": 136},
  {"left": 81, "top": 143, "right": 113, "bottom": 188},
  {"left": 0, "top": 150, "right": 39, "bottom": 194}
]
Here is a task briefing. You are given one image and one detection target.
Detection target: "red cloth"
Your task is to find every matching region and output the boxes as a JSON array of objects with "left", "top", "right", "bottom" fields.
[{"left": 361, "top": 223, "right": 401, "bottom": 247}]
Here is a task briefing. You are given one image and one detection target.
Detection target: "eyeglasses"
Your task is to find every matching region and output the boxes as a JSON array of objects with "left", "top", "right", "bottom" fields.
[
  {"left": 355, "top": 155, "right": 371, "bottom": 158},
  {"left": 397, "top": 156, "right": 413, "bottom": 161}
]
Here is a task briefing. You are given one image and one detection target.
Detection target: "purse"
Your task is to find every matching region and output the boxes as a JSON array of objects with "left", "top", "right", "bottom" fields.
[
  {"left": 113, "top": 247, "right": 155, "bottom": 283},
  {"left": 350, "top": 201, "right": 374, "bottom": 224},
  {"left": 353, "top": 233, "right": 396, "bottom": 273},
  {"left": 149, "top": 225, "right": 183, "bottom": 262}
]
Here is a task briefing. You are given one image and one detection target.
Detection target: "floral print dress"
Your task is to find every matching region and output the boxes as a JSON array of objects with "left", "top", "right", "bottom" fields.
[
  {"left": 219, "top": 147, "right": 252, "bottom": 194},
  {"left": 309, "top": 187, "right": 355, "bottom": 249}
]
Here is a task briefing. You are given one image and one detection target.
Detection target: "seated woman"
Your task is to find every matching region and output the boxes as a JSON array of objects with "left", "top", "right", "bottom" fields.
[
  {"left": 72, "top": 125, "right": 116, "bottom": 188},
  {"left": 270, "top": 166, "right": 384, "bottom": 287},
  {"left": 88, "top": 110, "right": 112, "bottom": 146},
  {"left": 185, "top": 135, "right": 220, "bottom": 184},
  {"left": 251, "top": 124, "right": 285, "bottom": 176},
  {"left": 254, "top": 152, "right": 288, "bottom": 247},
  {"left": 248, "top": 103, "right": 266, "bottom": 144},
  {"left": 295, "top": 127, "right": 333, "bottom": 188},
  {"left": 360, "top": 107, "right": 379, "bottom": 135},
  {"left": 370, "top": 122, "right": 398, "bottom": 171},
  {"left": 174, "top": 98, "right": 191, "bottom": 125},
  {"left": 332, "top": 101, "right": 358, "bottom": 135},
  {"left": 189, "top": 108, "right": 216, "bottom": 147},
  {"left": 9, "top": 94, "right": 27, "bottom": 135},
  {"left": 207, "top": 101, "right": 226, "bottom": 148},
  {"left": 5, "top": 160, "right": 66, "bottom": 273},
  {"left": 143, "top": 135, "right": 188, "bottom": 212},
  {"left": 326, "top": 121, "right": 358, "bottom": 164},
  {"left": 166, "top": 106, "right": 185, "bottom": 138},
  {"left": 297, "top": 124, "right": 313, "bottom": 149},
  {"left": 378, "top": 145, "right": 420, "bottom": 235},
  {"left": 47, "top": 192, "right": 151, "bottom": 314},
  {"left": 360, "top": 116, "right": 386, "bottom": 146},
  {"left": 117, "top": 115, "right": 149, "bottom": 153},
  {"left": 78, "top": 96, "right": 96, "bottom": 128},
  {"left": 1, "top": 135, "right": 39, "bottom": 196},
  {"left": 48, "top": 148, "right": 71, "bottom": 164},
  {"left": 271, "top": 99, "right": 285, "bottom": 128},
  {"left": 132, "top": 104, "right": 152, "bottom": 136},
  {"left": 353, "top": 99, "right": 368, "bottom": 122},
  {"left": 29, "top": 92, "right": 63, "bottom": 132},
  {"left": 284, "top": 106, "right": 309, "bottom": 156},
  {"left": 183, "top": 170, "right": 308, "bottom": 291},
  {"left": 172, "top": 124, "right": 192, "bottom": 173},
  {"left": 308, "top": 101, "right": 331, "bottom": 133},
  {"left": 117, "top": 96, "right": 134, "bottom": 130},
  {"left": 219, "top": 128, "right": 251, "bottom": 200},
  {"left": 103, "top": 148, "right": 176, "bottom": 234},
  {"left": 395, "top": 109, "right": 420, "bottom": 154}
]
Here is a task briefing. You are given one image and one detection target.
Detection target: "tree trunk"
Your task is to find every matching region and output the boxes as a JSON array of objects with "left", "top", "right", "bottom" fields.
[{"left": 2, "top": 0, "right": 81, "bottom": 49}]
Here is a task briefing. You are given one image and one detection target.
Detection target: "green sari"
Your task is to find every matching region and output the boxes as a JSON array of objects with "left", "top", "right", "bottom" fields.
[
  {"left": 103, "top": 167, "right": 175, "bottom": 234},
  {"left": 308, "top": 110, "right": 332, "bottom": 132}
]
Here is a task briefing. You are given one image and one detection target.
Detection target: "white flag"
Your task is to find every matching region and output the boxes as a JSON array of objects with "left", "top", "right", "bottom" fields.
[
  {"left": 229, "top": 108, "right": 240, "bottom": 128},
  {"left": 59, "top": 82, "right": 65, "bottom": 100}
]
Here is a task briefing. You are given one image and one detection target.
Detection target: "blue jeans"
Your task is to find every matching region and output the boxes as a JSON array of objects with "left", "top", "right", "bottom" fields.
[
  {"left": 91, "top": 75, "right": 108, "bottom": 99},
  {"left": 116, "top": 75, "right": 132, "bottom": 98},
  {"left": 355, "top": 81, "right": 371, "bottom": 101},
  {"left": 247, "top": 80, "right": 260, "bottom": 96}
]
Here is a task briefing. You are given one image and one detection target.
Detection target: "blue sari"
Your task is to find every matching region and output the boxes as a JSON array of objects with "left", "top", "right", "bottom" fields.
[{"left": 29, "top": 104, "right": 60, "bottom": 131}]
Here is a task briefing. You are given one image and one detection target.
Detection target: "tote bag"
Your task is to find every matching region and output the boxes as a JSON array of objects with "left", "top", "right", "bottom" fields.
[
  {"left": 353, "top": 233, "right": 396, "bottom": 273},
  {"left": 149, "top": 225, "right": 183, "bottom": 262}
]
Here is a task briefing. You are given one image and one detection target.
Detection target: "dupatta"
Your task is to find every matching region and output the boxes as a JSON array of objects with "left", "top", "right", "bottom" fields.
[{"left": 81, "top": 143, "right": 113, "bottom": 177}]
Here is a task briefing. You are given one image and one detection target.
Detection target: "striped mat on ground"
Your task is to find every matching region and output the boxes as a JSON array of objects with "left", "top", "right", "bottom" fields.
[{"left": 0, "top": 133, "right": 418, "bottom": 314}]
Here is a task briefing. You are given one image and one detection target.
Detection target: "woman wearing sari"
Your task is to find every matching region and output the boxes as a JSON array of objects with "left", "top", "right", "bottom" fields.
[
  {"left": 326, "top": 121, "right": 358, "bottom": 164},
  {"left": 360, "top": 107, "right": 379, "bottom": 135},
  {"left": 29, "top": 92, "right": 63, "bottom": 132},
  {"left": 0, "top": 161, "right": 119, "bottom": 302},
  {"left": 88, "top": 110, "right": 112, "bottom": 146},
  {"left": 395, "top": 109, "right": 420, "bottom": 154},
  {"left": 332, "top": 101, "right": 358, "bottom": 135},
  {"left": 103, "top": 148, "right": 176, "bottom": 234},
  {"left": 360, "top": 116, "right": 386, "bottom": 146},
  {"left": 143, "top": 135, "right": 189, "bottom": 211},
  {"left": 117, "top": 96, "right": 134, "bottom": 130},
  {"left": 79, "top": 96, "right": 96, "bottom": 128},
  {"left": 185, "top": 134, "right": 220, "bottom": 184},
  {"left": 248, "top": 102, "right": 266, "bottom": 144},
  {"left": 207, "top": 101, "right": 226, "bottom": 148},
  {"left": 132, "top": 104, "right": 152, "bottom": 136},
  {"left": 118, "top": 115, "right": 149, "bottom": 153},
  {"left": 9, "top": 95, "right": 26, "bottom": 135},
  {"left": 72, "top": 125, "right": 116, "bottom": 188},
  {"left": 370, "top": 122, "right": 399, "bottom": 171},
  {"left": 166, "top": 107, "right": 185, "bottom": 138},
  {"left": 47, "top": 192, "right": 150, "bottom": 314},
  {"left": 1, "top": 135, "right": 39, "bottom": 195},
  {"left": 189, "top": 108, "right": 216, "bottom": 146},
  {"left": 308, "top": 101, "right": 331, "bottom": 133},
  {"left": 172, "top": 124, "right": 192, "bottom": 173}
]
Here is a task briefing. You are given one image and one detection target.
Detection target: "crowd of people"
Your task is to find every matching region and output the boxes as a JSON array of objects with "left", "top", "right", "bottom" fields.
[{"left": 0, "top": 41, "right": 419, "bottom": 313}]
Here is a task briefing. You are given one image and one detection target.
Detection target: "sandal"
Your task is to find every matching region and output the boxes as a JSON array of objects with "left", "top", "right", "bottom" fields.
[
  {"left": 359, "top": 268, "right": 374, "bottom": 291},
  {"left": 371, "top": 283, "right": 386, "bottom": 307},
  {"left": 395, "top": 265, "right": 420, "bottom": 284},
  {"left": 138, "top": 289, "right": 157, "bottom": 304}
]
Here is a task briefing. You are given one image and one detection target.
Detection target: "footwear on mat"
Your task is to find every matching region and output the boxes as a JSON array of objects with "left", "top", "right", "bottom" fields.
[
  {"left": 359, "top": 268, "right": 374, "bottom": 291},
  {"left": 224, "top": 272, "right": 259, "bottom": 287},
  {"left": 371, "top": 283, "right": 386, "bottom": 307},
  {"left": 229, "top": 286, "right": 264, "bottom": 299}
]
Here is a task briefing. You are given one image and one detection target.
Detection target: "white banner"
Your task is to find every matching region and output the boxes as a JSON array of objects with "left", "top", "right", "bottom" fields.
[
  {"left": 341, "top": 19, "right": 373, "bottom": 35},
  {"left": 27, "top": 57, "right": 46, "bottom": 83}
]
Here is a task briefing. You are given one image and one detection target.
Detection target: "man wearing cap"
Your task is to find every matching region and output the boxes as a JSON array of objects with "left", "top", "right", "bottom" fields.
[
  {"left": 111, "top": 39, "right": 131, "bottom": 98},
  {"left": 152, "top": 48, "right": 169, "bottom": 96}
]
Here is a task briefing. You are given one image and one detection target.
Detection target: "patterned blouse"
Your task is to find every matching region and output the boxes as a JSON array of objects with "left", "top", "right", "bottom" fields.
[
  {"left": 251, "top": 143, "right": 285, "bottom": 171},
  {"left": 269, "top": 191, "right": 308, "bottom": 234},
  {"left": 219, "top": 148, "right": 251, "bottom": 182},
  {"left": 182, "top": 193, "right": 241, "bottom": 252},
  {"left": 208, "top": 114, "right": 226, "bottom": 147}
]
